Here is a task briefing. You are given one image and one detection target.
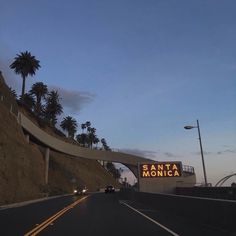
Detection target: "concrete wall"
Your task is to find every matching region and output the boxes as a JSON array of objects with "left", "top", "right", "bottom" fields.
[
  {"left": 119, "top": 190, "right": 236, "bottom": 233},
  {"left": 138, "top": 161, "right": 196, "bottom": 193},
  {"left": 139, "top": 174, "right": 196, "bottom": 193}
]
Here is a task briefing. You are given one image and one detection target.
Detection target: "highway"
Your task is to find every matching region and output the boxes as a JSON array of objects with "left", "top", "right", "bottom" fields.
[{"left": 0, "top": 193, "right": 234, "bottom": 236}]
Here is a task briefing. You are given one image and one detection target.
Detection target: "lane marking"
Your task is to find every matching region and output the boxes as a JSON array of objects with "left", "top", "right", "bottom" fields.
[
  {"left": 24, "top": 196, "right": 88, "bottom": 236},
  {"left": 120, "top": 201, "right": 180, "bottom": 236},
  {"left": 137, "top": 209, "right": 159, "bottom": 213}
]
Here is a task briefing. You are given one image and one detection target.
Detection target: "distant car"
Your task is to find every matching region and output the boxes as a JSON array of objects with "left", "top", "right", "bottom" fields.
[
  {"left": 105, "top": 185, "right": 115, "bottom": 193},
  {"left": 73, "top": 186, "right": 88, "bottom": 195}
]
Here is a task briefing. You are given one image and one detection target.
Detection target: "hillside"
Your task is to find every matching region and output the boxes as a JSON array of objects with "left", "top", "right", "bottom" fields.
[{"left": 0, "top": 72, "right": 118, "bottom": 205}]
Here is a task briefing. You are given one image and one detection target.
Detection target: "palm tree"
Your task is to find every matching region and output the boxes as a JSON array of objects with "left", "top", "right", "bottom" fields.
[
  {"left": 90, "top": 127, "right": 96, "bottom": 134},
  {"left": 20, "top": 93, "right": 35, "bottom": 111},
  {"left": 10, "top": 51, "right": 40, "bottom": 97},
  {"left": 44, "top": 90, "right": 63, "bottom": 126},
  {"left": 93, "top": 137, "right": 100, "bottom": 148},
  {"left": 30, "top": 82, "right": 48, "bottom": 116},
  {"left": 60, "top": 116, "right": 78, "bottom": 138},
  {"left": 76, "top": 133, "right": 87, "bottom": 147},
  {"left": 101, "top": 138, "right": 111, "bottom": 151},
  {"left": 106, "top": 162, "right": 121, "bottom": 180},
  {"left": 81, "top": 123, "right": 86, "bottom": 133},
  {"left": 9, "top": 87, "right": 17, "bottom": 99},
  {"left": 87, "top": 127, "right": 97, "bottom": 148},
  {"left": 85, "top": 121, "right": 91, "bottom": 133}
]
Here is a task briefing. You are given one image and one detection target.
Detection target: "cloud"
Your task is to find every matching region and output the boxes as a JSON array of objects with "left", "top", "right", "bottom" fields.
[
  {"left": 222, "top": 145, "right": 230, "bottom": 148},
  {"left": 50, "top": 86, "right": 95, "bottom": 115},
  {"left": 216, "top": 149, "right": 236, "bottom": 155},
  {"left": 118, "top": 149, "right": 180, "bottom": 160},
  {"left": 0, "top": 57, "right": 21, "bottom": 93},
  {"left": 192, "top": 149, "right": 236, "bottom": 156},
  {"left": 193, "top": 151, "right": 212, "bottom": 156},
  {"left": 119, "top": 148, "right": 158, "bottom": 159},
  {"left": 163, "top": 152, "right": 179, "bottom": 158}
]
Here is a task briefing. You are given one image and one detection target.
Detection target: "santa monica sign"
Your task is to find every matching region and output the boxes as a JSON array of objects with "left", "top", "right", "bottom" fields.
[{"left": 140, "top": 162, "right": 182, "bottom": 178}]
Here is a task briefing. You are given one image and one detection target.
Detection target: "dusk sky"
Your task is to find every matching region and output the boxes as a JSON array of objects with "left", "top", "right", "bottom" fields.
[{"left": 1, "top": 0, "right": 236, "bottom": 185}]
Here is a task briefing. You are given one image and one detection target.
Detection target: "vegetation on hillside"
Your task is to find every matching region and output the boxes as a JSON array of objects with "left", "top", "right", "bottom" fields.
[{"left": 9, "top": 51, "right": 122, "bottom": 181}]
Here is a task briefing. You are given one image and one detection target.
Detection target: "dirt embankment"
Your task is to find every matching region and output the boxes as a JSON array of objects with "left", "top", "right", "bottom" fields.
[
  {"left": 0, "top": 73, "right": 118, "bottom": 205},
  {"left": 0, "top": 102, "right": 45, "bottom": 205},
  {"left": 47, "top": 149, "right": 118, "bottom": 195}
]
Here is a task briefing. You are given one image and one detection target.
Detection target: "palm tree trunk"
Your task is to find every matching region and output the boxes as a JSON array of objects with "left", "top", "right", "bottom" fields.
[
  {"left": 21, "top": 75, "right": 26, "bottom": 97},
  {"left": 36, "top": 97, "right": 41, "bottom": 116}
]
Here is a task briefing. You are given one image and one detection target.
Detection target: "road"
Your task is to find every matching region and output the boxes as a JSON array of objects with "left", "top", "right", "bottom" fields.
[{"left": 0, "top": 193, "right": 234, "bottom": 236}]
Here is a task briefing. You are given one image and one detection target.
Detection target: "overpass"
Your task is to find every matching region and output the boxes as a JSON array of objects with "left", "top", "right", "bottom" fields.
[
  {"left": 17, "top": 112, "right": 196, "bottom": 193},
  {"left": 17, "top": 111, "right": 152, "bottom": 181},
  {"left": 0, "top": 72, "right": 196, "bottom": 193}
]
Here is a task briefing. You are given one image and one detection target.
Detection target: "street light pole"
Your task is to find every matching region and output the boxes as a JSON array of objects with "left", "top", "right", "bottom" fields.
[
  {"left": 184, "top": 119, "right": 208, "bottom": 186},
  {"left": 196, "top": 119, "right": 208, "bottom": 186}
]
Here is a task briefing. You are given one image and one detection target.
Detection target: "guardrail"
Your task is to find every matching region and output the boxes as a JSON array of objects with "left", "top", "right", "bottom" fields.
[{"left": 182, "top": 165, "right": 195, "bottom": 174}]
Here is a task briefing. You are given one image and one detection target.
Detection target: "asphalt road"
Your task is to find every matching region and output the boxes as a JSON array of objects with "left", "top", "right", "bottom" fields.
[{"left": 0, "top": 193, "right": 234, "bottom": 236}]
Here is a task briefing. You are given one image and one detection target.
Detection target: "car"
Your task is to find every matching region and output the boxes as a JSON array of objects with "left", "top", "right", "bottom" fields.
[
  {"left": 73, "top": 186, "right": 88, "bottom": 195},
  {"left": 105, "top": 185, "right": 115, "bottom": 193}
]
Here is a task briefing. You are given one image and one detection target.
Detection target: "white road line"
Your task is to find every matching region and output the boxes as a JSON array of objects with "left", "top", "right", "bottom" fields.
[
  {"left": 137, "top": 209, "right": 159, "bottom": 213},
  {"left": 120, "top": 201, "right": 180, "bottom": 236}
]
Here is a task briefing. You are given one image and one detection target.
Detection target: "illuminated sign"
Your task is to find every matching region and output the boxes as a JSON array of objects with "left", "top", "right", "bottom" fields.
[{"left": 140, "top": 162, "right": 182, "bottom": 178}]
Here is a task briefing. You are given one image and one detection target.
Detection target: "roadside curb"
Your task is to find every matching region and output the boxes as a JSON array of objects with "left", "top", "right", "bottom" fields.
[{"left": 0, "top": 194, "right": 72, "bottom": 211}]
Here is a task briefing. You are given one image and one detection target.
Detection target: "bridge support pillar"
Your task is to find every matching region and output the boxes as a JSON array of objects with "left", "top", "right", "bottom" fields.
[{"left": 45, "top": 147, "right": 50, "bottom": 185}]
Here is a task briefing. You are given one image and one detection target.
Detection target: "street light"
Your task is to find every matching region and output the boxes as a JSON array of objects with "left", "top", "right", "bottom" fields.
[{"left": 184, "top": 119, "right": 208, "bottom": 186}]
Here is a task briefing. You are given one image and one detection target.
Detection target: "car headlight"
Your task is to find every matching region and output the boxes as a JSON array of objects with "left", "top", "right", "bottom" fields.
[
  {"left": 73, "top": 190, "right": 78, "bottom": 193},
  {"left": 82, "top": 189, "right": 86, "bottom": 193}
]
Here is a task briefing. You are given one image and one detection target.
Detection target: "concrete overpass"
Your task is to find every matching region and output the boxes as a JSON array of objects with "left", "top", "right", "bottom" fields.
[
  {"left": 17, "top": 112, "right": 196, "bottom": 193},
  {"left": 17, "top": 112, "right": 153, "bottom": 182},
  {"left": 0, "top": 72, "right": 196, "bottom": 193}
]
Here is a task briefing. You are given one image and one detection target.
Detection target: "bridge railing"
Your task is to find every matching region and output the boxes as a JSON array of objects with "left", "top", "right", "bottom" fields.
[{"left": 182, "top": 165, "right": 195, "bottom": 174}]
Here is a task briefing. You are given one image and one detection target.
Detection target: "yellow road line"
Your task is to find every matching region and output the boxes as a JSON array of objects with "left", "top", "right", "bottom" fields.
[
  {"left": 24, "top": 196, "right": 88, "bottom": 236},
  {"left": 24, "top": 207, "right": 69, "bottom": 235}
]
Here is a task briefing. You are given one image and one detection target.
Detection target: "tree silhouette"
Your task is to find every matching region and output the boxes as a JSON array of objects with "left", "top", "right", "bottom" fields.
[
  {"left": 76, "top": 133, "right": 87, "bottom": 147},
  {"left": 60, "top": 116, "right": 78, "bottom": 138},
  {"left": 101, "top": 138, "right": 111, "bottom": 151},
  {"left": 10, "top": 51, "right": 40, "bottom": 97},
  {"left": 86, "top": 127, "right": 97, "bottom": 148},
  {"left": 106, "top": 162, "right": 121, "bottom": 180},
  {"left": 30, "top": 82, "right": 48, "bottom": 116},
  {"left": 44, "top": 90, "right": 63, "bottom": 126},
  {"left": 9, "top": 87, "right": 17, "bottom": 99},
  {"left": 20, "top": 93, "right": 35, "bottom": 111},
  {"left": 81, "top": 123, "right": 86, "bottom": 133}
]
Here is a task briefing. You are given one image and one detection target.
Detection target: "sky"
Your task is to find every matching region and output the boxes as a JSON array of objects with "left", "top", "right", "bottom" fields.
[{"left": 1, "top": 0, "right": 236, "bottom": 185}]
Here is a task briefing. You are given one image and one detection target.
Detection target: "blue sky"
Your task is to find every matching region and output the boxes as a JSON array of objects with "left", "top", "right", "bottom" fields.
[{"left": 1, "top": 0, "right": 236, "bottom": 185}]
